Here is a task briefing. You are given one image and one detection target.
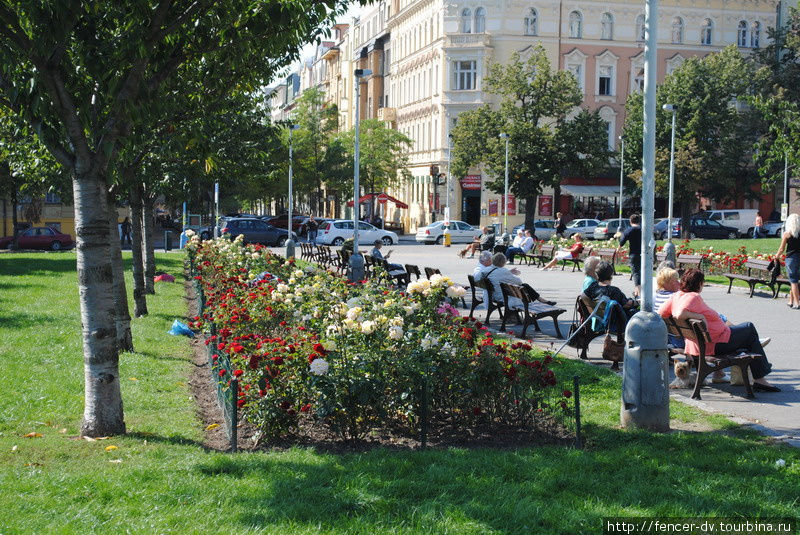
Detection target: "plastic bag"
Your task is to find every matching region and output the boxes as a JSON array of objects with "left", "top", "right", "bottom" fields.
[
  {"left": 154, "top": 273, "right": 176, "bottom": 283},
  {"left": 168, "top": 320, "right": 194, "bottom": 337}
]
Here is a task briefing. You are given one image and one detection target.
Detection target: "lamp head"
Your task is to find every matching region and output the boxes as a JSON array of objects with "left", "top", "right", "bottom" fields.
[
  {"left": 662, "top": 104, "right": 677, "bottom": 112},
  {"left": 289, "top": 124, "right": 300, "bottom": 130},
  {"left": 499, "top": 133, "right": 509, "bottom": 139}
]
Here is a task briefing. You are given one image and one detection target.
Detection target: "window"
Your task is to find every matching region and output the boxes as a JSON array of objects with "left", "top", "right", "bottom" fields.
[
  {"left": 461, "top": 8, "right": 472, "bottom": 33},
  {"left": 569, "top": 11, "right": 582, "bottom": 38},
  {"left": 700, "top": 19, "right": 712, "bottom": 45},
  {"left": 671, "top": 17, "right": 684, "bottom": 44},
  {"left": 598, "top": 66, "right": 613, "bottom": 96},
  {"left": 751, "top": 22, "right": 760, "bottom": 48},
  {"left": 567, "top": 63, "right": 583, "bottom": 92},
  {"left": 635, "top": 14, "right": 645, "bottom": 41},
  {"left": 601, "top": 13, "right": 613, "bottom": 40},
  {"left": 633, "top": 67, "right": 644, "bottom": 92},
  {"left": 737, "top": 21, "right": 748, "bottom": 47},
  {"left": 724, "top": 212, "right": 740, "bottom": 221},
  {"left": 451, "top": 60, "right": 477, "bottom": 90},
  {"left": 525, "top": 8, "right": 538, "bottom": 36},
  {"left": 475, "top": 7, "right": 486, "bottom": 33}
]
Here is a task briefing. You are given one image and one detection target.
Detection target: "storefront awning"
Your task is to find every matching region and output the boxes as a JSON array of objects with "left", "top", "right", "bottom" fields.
[
  {"left": 346, "top": 193, "right": 409, "bottom": 209},
  {"left": 560, "top": 185, "right": 620, "bottom": 197}
]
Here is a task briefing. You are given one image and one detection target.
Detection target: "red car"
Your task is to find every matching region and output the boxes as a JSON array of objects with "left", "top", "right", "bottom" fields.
[
  {"left": 267, "top": 215, "right": 306, "bottom": 233},
  {"left": 0, "top": 227, "right": 74, "bottom": 250}
]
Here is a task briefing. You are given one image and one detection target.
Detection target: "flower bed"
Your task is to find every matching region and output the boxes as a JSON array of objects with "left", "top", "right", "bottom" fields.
[{"left": 187, "top": 235, "right": 574, "bottom": 445}]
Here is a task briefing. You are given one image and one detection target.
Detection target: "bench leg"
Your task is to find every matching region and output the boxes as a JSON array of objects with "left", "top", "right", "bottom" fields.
[
  {"left": 749, "top": 282, "right": 756, "bottom": 298},
  {"left": 691, "top": 373, "right": 704, "bottom": 400},
  {"left": 740, "top": 363, "right": 755, "bottom": 399},
  {"left": 552, "top": 314, "right": 564, "bottom": 339},
  {"left": 726, "top": 279, "right": 734, "bottom": 294}
]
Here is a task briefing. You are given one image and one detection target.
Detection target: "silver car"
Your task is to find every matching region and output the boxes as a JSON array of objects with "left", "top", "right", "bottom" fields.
[
  {"left": 415, "top": 220, "right": 481, "bottom": 244},
  {"left": 512, "top": 220, "right": 557, "bottom": 240},
  {"left": 564, "top": 219, "right": 601, "bottom": 239}
]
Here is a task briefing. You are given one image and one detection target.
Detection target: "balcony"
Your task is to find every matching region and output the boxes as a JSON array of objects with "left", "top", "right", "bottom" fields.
[
  {"left": 444, "top": 33, "right": 491, "bottom": 49},
  {"left": 377, "top": 107, "right": 396, "bottom": 122}
]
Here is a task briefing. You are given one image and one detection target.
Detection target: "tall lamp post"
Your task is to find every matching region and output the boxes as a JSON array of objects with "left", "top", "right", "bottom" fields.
[
  {"left": 442, "top": 133, "right": 453, "bottom": 247},
  {"left": 286, "top": 123, "right": 300, "bottom": 258},
  {"left": 620, "top": 0, "right": 669, "bottom": 432},
  {"left": 662, "top": 104, "right": 678, "bottom": 264},
  {"left": 349, "top": 68, "right": 372, "bottom": 282},
  {"left": 499, "top": 133, "right": 510, "bottom": 235},
  {"left": 618, "top": 136, "right": 624, "bottom": 228},
  {"left": 213, "top": 182, "right": 219, "bottom": 238}
]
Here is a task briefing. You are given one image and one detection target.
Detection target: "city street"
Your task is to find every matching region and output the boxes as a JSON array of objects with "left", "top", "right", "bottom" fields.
[{"left": 302, "top": 238, "right": 800, "bottom": 445}]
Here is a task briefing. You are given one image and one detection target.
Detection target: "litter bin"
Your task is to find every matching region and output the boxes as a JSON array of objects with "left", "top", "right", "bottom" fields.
[{"left": 164, "top": 231, "right": 173, "bottom": 252}]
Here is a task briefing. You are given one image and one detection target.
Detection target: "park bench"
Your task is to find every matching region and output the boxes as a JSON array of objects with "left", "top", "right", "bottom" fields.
[
  {"left": 467, "top": 274, "right": 505, "bottom": 326},
  {"left": 404, "top": 264, "right": 422, "bottom": 281},
  {"left": 519, "top": 241, "right": 540, "bottom": 266},
  {"left": 654, "top": 250, "right": 667, "bottom": 266},
  {"left": 596, "top": 248, "right": 618, "bottom": 273},
  {"left": 662, "top": 316, "right": 757, "bottom": 400},
  {"left": 559, "top": 247, "right": 592, "bottom": 272},
  {"left": 569, "top": 293, "right": 627, "bottom": 369},
  {"left": 316, "top": 246, "right": 334, "bottom": 268},
  {"left": 532, "top": 243, "right": 555, "bottom": 267},
  {"left": 499, "top": 283, "right": 565, "bottom": 338},
  {"left": 336, "top": 250, "right": 349, "bottom": 275},
  {"left": 677, "top": 254, "right": 703, "bottom": 273},
  {"left": 774, "top": 269, "right": 792, "bottom": 299},
  {"left": 424, "top": 267, "right": 441, "bottom": 279},
  {"left": 723, "top": 259, "right": 778, "bottom": 298},
  {"left": 373, "top": 257, "right": 409, "bottom": 287}
]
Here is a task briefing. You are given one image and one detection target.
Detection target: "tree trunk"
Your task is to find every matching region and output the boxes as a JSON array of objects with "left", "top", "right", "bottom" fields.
[
  {"left": 680, "top": 201, "right": 691, "bottom": 239},
  {"left": 525, "top": 194, "right": 536, "bottom": 230},
  {"left": 12, "top": 190, "right": 18, "bottom": 237},
  {"left": 107, "top": 194, "right": 133, "bottom": 352},
  {"left": 143, "top": 194, "right": 156, "bottom": 294},
  {"left": 74, "top": 172, "right": 125, "bottom": 437},
  {"left": 129, "top": 185, "right": 148, "bottom": 317}
]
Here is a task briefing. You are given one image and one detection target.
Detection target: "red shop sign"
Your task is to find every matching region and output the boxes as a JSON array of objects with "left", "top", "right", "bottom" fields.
[{"left": 460, "top": 175, "right": 482, "bottom": 190}]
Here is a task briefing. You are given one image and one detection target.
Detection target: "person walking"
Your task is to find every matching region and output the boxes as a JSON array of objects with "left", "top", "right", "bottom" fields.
[
  {"left": 120, "top": 216, "right": 132, "bottom": 247},
  {"left": 306, "top": 215, "right": 319, "bottom": 245},
  {"left": 776, "top": 213, "right": 800, "bottom": 309},
  {"left": 753, "top": 214, "right": 765, "bottom": 239},
  {"left": 619, "top": 213, "right": 642, "bottom": 297},
  {"left": 554, "top": 212, "right": 567, "bottom": 237}
]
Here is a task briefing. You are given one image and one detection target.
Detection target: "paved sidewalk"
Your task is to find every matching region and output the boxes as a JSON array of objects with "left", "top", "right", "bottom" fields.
[{"left": 362, "top": 241, "right": 800, "bottom": 444}]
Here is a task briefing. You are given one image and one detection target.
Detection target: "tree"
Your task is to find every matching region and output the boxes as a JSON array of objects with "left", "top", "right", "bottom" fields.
[
  {"left": 621, "top": 46, "right": 760, "bottom": 228},
  {"left": 450, "top": 47, "right": 612, "bottom": 227},
  {"left": 0, "top": 1, "right": 356, "bottom": 437}
]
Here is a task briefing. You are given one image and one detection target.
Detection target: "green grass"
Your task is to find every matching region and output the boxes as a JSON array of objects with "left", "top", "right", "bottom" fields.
[
  {"left": 1, "top": 252, "right": 798, "bottom": 534},
  {"left": 654, "top": 237, "right": 783, "bottom": 257}
]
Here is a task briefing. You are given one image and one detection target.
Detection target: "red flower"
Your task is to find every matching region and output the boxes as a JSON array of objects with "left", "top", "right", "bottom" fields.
[
  {"left": 308, "top": 354, "right": 318, "bottom": 364},
  {"left": 237, "top": 399, "right": 245, "bottom": 408},
  {"left": 473, "top": 407, "right": 482, "bottom": 415},
  {"left": 313, "top": 343, "right": 327, "bottom": 355},
  {"left": 233, "top": 369, "right": 243, "bottom": 377},
  {"left": 562, "top": 390, "right": 572, "bottom": 398},
  {"left": 218, "top": 369, "right": 226, "bottom": 377},
  {"left": 300, "top": 403, "right": 311, "bottom": 413}
]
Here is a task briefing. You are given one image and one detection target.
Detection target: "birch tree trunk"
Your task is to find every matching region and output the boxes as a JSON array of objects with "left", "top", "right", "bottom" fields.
[
  {"left": 107, "top": 195, "right": 133, "bottom": 352},
  {"left": 129, "top": 185, "right": 148, "bottom": 317},
  {"left": 75, "top": 173, "right": 126, "bottom": 437},
  {"left": 143, "top": 194, "right": 156, "bottom": 294}
]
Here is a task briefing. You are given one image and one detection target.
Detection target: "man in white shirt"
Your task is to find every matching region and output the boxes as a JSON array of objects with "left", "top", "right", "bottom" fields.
[
  {"left": 506, "top": 229, "right": 535, "bottom": 264},
  {"left": 485, "top": 253, "right": 523, "bottom": 305}
]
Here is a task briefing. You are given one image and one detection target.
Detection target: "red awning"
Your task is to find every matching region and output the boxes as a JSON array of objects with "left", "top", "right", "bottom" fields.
[{"left": 346, "top": 193, "right": 408, "bottom": 209}]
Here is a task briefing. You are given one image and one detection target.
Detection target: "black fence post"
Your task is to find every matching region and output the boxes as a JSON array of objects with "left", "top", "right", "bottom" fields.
[
  {"left": 573, "top": 375, "right": 582, "bottom": 449},
  {"left": 230, "top": 378, "right": 239, "bottom": 452},
  {"left": 420, "top": 374, "right": 429, "bottom": 449}
]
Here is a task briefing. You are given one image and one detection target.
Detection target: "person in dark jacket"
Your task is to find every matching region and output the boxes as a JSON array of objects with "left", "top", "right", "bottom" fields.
[
  {"left": 554, "top": 212, "right": 567, "bottom": 237},
  {"left": 619, "top": 213, "right": 642, "bottom": 297},
  {"left": 120, "top": 217, "right": 132, "bottom": 247}
]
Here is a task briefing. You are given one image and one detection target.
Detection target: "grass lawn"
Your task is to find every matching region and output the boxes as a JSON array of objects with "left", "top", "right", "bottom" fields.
[
  {"left": 1, "top": 252, "right": 798, "bottom": 534},
  {"left": 653, "top": 237, "right": 783, "bottom": 256}
]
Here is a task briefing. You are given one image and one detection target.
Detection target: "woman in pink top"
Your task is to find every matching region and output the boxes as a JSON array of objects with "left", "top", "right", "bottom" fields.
[{"left": 658, "top": 269, "right": 779, "bottom": 392}]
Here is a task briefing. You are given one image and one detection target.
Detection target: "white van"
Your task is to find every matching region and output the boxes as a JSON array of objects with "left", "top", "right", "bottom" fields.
[{"left": 702, "top": 209, "right": 759, "bottom": 237}]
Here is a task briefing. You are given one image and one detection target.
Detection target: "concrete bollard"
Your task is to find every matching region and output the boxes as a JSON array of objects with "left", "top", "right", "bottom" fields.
[
  {"left": 621, "top": 310, "right": 670, "bottom": 432},
  {"left": 662, "top": 241, "right": 677, "bottom": 266},
  {"left": 348, "top": 253, "right": 365, "bottom": 283},
  {"left": 285, "top": 238, "right": 296, "bottom": 259}
]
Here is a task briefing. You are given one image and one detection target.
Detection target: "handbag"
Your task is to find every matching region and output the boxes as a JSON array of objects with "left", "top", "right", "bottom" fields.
[{"left": 602, "top": 333, "right": 625, "bottom": 362}]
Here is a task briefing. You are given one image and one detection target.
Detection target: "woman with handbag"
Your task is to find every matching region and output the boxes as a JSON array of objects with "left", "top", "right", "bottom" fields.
[{"left": 775, "top": 213, "right": 800, "bottom": 309}]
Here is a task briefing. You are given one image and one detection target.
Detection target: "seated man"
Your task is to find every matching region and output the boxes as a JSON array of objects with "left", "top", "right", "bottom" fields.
[
  {"left": 371, "top": 240, "right": 407, "bottom": 279},
  {"left": 506, "top": 230, "right": 535, "bottom": 264},
  {"left": 585, "top": 261, "right": 638, "bottom": 320},
  {"left": 472, "top": 250, "right": 495, "bottom": 308},
  {"left": 484, "top": 252, "right": 523, "bottom": 308}
]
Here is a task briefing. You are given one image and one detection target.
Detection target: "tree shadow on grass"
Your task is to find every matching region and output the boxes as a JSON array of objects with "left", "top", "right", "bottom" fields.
[
  {"left": 125, "top": 349, "right": 186, "bottom": 362},
  {"left": 191, "top": 425, "right": 799, "bottom": 534},
  {"left": 0, "top": 255, "right": 77, "bottom": 276},
  {"left": 0, "top": 312, "right": 58, "bottom": 329},
  {"left": 126, "top": 431, "right": 212, "bottom": 451}
]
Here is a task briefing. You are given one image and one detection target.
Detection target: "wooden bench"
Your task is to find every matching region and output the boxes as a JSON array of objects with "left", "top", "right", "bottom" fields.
[
  {"left": 654, "top": 250, "right": 667, "bottom": 266},
  {"left": 774, "top": 269, "right": 791, "bottom": 299},
  {"left": 571, "top": 293, "right": 627, "bottom": 369},
  {"left": 424, "top": 267, "right": 441, "bottom": 279},
  {"left": 723, "top": 259, "right": 777, "bottom": 298},
  {"left": 520, "top": 241, "right": 540, "bottom": 266},
  {"left": 559, "top": 247, "right": 592, "bottom": 272},
  {"left": 596, "top": 248, "right": 618, "bottom": 273},
  {"left": 677, "top": 253, "right": 703, "bottom": 273},
  {"left": 532, "top": 243, "right": 555, "bottom": 267},
  {"left": 467, "top": 274, "right": 505, "bottom": 326},
  {"left": 663, "top": 316, "right": 756, "bottom": 400},
  {"left": 404, "top": 264, "right": 422, "bottom": 281},
  {"left": 373, "top": 257, "right": 409, "bottom": 287},
  {"left": 499, "top": 283, "right": 565, "bottom": 338}
]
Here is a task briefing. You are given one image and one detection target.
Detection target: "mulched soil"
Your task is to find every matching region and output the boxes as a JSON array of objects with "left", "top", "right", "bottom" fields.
[{"left": 185, "top": 278, "right": 576, "bottom": 453}]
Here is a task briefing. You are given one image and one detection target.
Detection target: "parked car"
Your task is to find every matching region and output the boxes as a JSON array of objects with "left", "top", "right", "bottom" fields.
[
  {"left": 319, "top": 220, "right": 399, "bottom": 246},
  {"left": 267, "top": 214, "right": 307, "bottom": 233},
  {"left": 220, "top": 217, "right": 296, "bottom": 246},
  {"left": 1, "top": 227, "right": 74, "bottom": 250},
  {"left": 511, "top": 220, "right": 557, "bottom": 240},
  {"left": 676, "top": 218, "right": 739, "bottom": 239},
  {"left": 697, "top": 209, "right": 759, "bottom": 238},
  {"left": 415, "top": 220, "right": 481, "bottom": 244},
  {"left": 564, "top": 218, "right": 601, "bottom": 239},
  {"left": 763, "top": 221, "right": 785, "bottom": 237},
  {"left": 199, "top": 217, "right": 231, "bottom": 240},
  {"left": 594, "top": 218, "right": 632, "bottom": 240},
  {"left": 652, "top": 218, "right": 679, "bottom": 240}
]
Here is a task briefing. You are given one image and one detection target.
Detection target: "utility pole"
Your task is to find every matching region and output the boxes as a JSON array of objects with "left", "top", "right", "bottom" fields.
[
  {"left": 662, "top": 104, "right": 678, "bottom": 264},
  {"left": 349, "top": 68, "right": 371, "bottom": 282},
  {"left": 286, "top": 123, "right": 300, "bottom": 258}
]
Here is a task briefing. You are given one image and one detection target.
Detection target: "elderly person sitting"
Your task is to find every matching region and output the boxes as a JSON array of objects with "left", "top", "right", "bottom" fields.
[
  {"left": 658, "top": 269, "right": 779, "bottom": 392},
  {"left": 582, "top": 256, "right": 601, "bottom": 292},
  {"left": 472, "top": 250, "right": 494, "bottom": 308},
  {"left": 482, "top": 252, "right": 523, "bottom": 306},
  {"left": 585, "top": 261, "right": 638, "bottom": 319},
  {"left": 506, "top": 229, "right": 535, "bottom": 264}
]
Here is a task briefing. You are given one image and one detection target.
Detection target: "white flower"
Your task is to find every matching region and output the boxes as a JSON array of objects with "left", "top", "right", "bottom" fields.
[
  {"left": 446, "top": 285, "right": 467, "bottom": 298},
  {"left": 322, "top": 339, "right": 337, "bottom": 351},
  {"left": 277, "top": 283, "right": 289, "bottom": 293},
  {"left": 346, "top": 307, "right": 362, "bottom": 321},
  {"left": 343, "top": 318, "right": 358, "bottom": 330},
  {"left": 361, "top": 320, "right": 377, "bottom": 334},
  {"left": 776, "top": 459, "right": 786, "bottom": 468},
  {"left": 346, "top": 297, "right": 361, "bottom": 307},
  {"left": 288, "top": 278, "right": 296, "bottom": 284},
  {"left": 389, "top": 316, "right": 404, "bottom": 327},
  {"left": 312, "top": 309, "right": 322, "bottom": 319},
  {"left": 403, "top": 306, "right": 414, "bottom": 315},
  {"left": 293, "top": 269, "right": 304, "bottom": 278},
  {"left": 388, "top": 325, "right": 404, "bottom": 340},
  {"left": 185, "top": 229, "right": 196, "bottom": 237},
  {"left": 421, "top": 335, "right": 437, "bottom": 350},
  {"left": 309, "top": 358, "right": 329, "bottom": 375},
  {"left": 326, "top": 324, "right": 342, "bottom": 336},
  {"left": 407, "top": 279, "right": 431, "bottom": 294}
]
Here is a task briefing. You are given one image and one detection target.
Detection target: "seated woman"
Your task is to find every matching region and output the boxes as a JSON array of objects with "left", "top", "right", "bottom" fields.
[
  {"left": 582, "top": 256, "right": 601, "bottom": 292},
  {"left": 541, "top": 234, "right": 584, "bottom": 270},
  {"left": 485, "top": 253, "right": 554, "bottom": 310},
  {"left": 584, "top": 261, "right": 638, "bottom": 320},
  {"left": 459, "top": 227, "right": 493, "bottom": 258},
  {"left": 658, "top": 269, "right": 779, "bottom": 392}
]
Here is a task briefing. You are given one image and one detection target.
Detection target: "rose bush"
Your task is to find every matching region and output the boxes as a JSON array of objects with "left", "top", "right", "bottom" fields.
[{"left": 187, "top": 235, "right": 570, "bottom": 442}]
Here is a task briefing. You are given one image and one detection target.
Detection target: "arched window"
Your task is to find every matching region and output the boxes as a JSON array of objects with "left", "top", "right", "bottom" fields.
[
  {"left": 461, "top": 8, "right": 472, "bottom": 33},
  {"left": 601, "top": 13, "right": 614, "bottom": 40},
  {"left": 671, "top": 17, "right": 684, "bottom": 44},
  {"left": 635, "top": 14, "right": 645, "bottom": 42},
  {"left": 737, "top": 20, "right": 748, "bottom": 47},
  {"left": 569, "top": 11, "right": 582, "bottom": 39},
  {"left": 475, "top": 7, "right": 486, "bottom": 33},
  {"left": 524, "top": 8, "right": 538, "bottom": 36},
  {"left": 751, "top": 21, "right": 760, "bottom": 48},
  {"left": 700, "top": 18, "right": 713, "bottom": 45}
]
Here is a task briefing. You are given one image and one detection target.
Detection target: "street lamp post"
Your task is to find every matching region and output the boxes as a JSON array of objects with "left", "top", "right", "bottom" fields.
[
  {"left": 349, "top": 68, "right": 372, "bottom": 282},
  {"left": 213, "top": 182, "right": 219, "bottom": 238},
  {"left": 618, "top": 136, "right": 624, "bottom": 228},
  {"left": 662, "top": 104, "right": 678, "bottom": 264},
  {"left": 620, "top": 0, "right": 670, "bottom": 433},
  {"left": 286, "top": 123, "right": 300, "bottom": 258},
  {"left": 500, "top": 133, "right": 510, "bottom": 235},
  {"left": 442, "top": 133, "right": 453, "bottom": 247}
]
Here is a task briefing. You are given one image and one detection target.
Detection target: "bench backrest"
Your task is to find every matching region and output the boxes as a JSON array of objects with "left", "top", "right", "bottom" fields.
[
  {"left": 540, "top": 244, "right": 555, "bottom": 256},
  {"left": 745, "top": 259, "right": 772, "bottom": 275},
  {"left": 677, "top": 254, "right": 702, "bottom": 266},
  {"left": 467, "top": 274, "right": 485, "bottom": 304},
  {"left": 655, "top": 251, "right": 667, "bottom": 263},
  {"left": 500, "top": 283, "right": 529, "bottom": 309},
  {"left": 405, "top": 264, "right": 421, "bottom": 280},
  {"left": 663, "top": 316, "right": 710, "bottom": 356},
  {"left": 576, "top": 293, "right": 627, "bottom": 338},
  {"left": 424, "top": 267, "right": 441, "bottom": 279},
  {"left": 597, "top": 248, "right": 617, "bottom": 262}
]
